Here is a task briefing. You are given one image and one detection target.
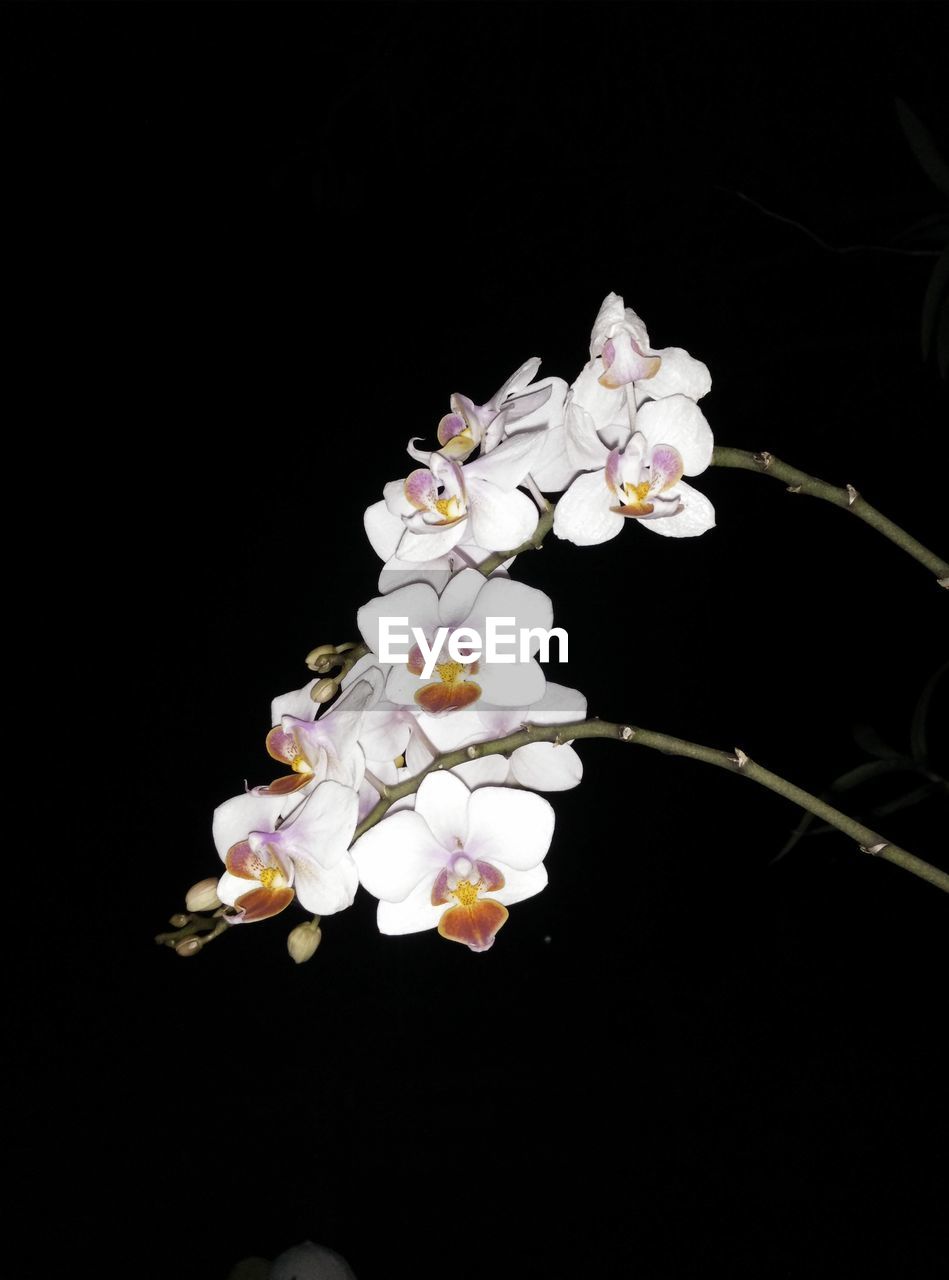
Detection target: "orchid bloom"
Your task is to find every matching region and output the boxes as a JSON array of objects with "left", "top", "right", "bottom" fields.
[
  {"left": 435, "top": 356, "right": 556, "bottom": 460},
  {"left": 553, "top": 394, "right": 715, "bottom": 545},
  {"left": 351, "top": 771, "right": 554, "bottom": 951},
  {"left": 529, "top": 292, "right": 712, "bottom": 492},
  {"left": 357, "top": 567, "right": 552, "bottom": 714},
  {"left": 214, "top": 783, "right": 359, "bottom": 923},
  {"left": 363, "top": 429, "right": 545, "bottom": 565},
  {"left": 411, "top": 681, "right": 588, "bottom": 792},
  {"left": 259, "top": 668, "right": 383, "bottom": 796}
]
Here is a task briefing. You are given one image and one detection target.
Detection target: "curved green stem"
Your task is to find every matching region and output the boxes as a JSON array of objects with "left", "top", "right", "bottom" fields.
[
  {"left": 352, "top": 719, "right": 949, "bottom": 894},
  {"left": 712, "top": 446, "right": 949, "bottom": 584}
]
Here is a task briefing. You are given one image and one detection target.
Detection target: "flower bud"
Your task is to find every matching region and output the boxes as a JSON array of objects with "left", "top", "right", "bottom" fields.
[
  {"left": 287, "top": 919, "right": 322, "bottom": 964},
  {"left": 175, "top": 937, "right": 203, "bottom": 957},
  {"left": 185, "top": 877, "right": 222, "bottom": 913},
  {"left": 305, "top": 643, "right": 337, "bottom": 670},
  {"left": 168, "top": 912, "right": 190, "bottom": 928},
  {"left": 310, "top": 678, "right": 339, "bottom": 704}
]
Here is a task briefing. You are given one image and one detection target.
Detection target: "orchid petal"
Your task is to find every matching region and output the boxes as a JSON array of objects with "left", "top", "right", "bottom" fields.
[
  {"left": 358, "top": 582, "right": 442, "bottom": 656},
  {"left": 376, "top": 881, "right": 445, "bottom": 935},
  {"left": 466, "top": 787, "right": 555, "bottom": 870},
  {"left": 642, "top": 346, "right": 712, "bottom": 402},
  {"left": 464, "top": 430, "right": 546, "bottom": 491},
  {"left": 351, "top": 810, "right": 447, "bottom": 901},
  {"left": 635, "top": 396, "right": 713, "bottom": 475},
  {"left": 437, "top": 898, "right": 508, "bottom": 952},
  {"left": 599, "top": 334, "right": 661, "bottom": 388},
  {"left": 553, "top": 471, "right": 625, "bottom": 546},
  {"left": 413, "top": 770, "right": 472, "bottom": 850},
  {"left": 639, "top": 480, "right": 716, "bottom": 538},
  {"left": 364, "top": 500, "right": 404, "bottom": 562},
  {"left": 211, "top": 791, "right": 292, "bottom": 861},
  {"left": 466, "top": 483, "right": 538, "bottom": 553},
  {"left": 510, "top": 741, "right": 583, "bottom": 791}
]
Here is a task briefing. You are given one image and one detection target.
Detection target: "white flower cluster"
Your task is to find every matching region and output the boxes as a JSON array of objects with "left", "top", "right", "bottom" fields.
[{"left": 212, "top": 293, "right": 713, "bottom": 953}]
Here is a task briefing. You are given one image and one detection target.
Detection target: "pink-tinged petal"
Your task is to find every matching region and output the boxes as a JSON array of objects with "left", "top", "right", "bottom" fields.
[
  {"left": 293, "top": 854, "right": 358, "bottom": 916},
  {"left": 358, "top": 582, "right": 442, "bottom": 656},
  {"left": 414, "top": 770, "right": 472, "bottom": 850},
  {"left": 641, "top": 346, "right": 711, "bottom": 402},
  {"left": 232, "top": 884, "right": 295, "bottom": 924},
  {"left": 211, "top": 792, "right": 290, "bottom": 861},
  {"left": 553, "top": 471, "right": 625, "bottom": 546},
  {"left": 364, "top": 500, "right": 404, "bottom": 562},
  {"left": 383, "top": 479, "right": 416, "bottom": 517},
  {"left": 257, "top": 772, "right": 313, "bottom": 796},
  {"left": 590, "top": 292, "right": 651, "bottom": 355},
  {"left": 466, "top": 482, "right": 538, "bottom": 553},
  {"left": 416, "top": 680, "right": 482, "bottom": 714},
  {"left": 266, "top": 725, "right": 299, "bottom": 766},
  {"left": 510, "top": 741, "right": 583, "bottom": 791},
  {"left": 404, "top": 468, "right": 437, "bottom": 512},
  {"left": 437, "top": 898, "right": 509, "bottom": 952},
  {"left": 605, "top": 448, "right": 623, "bottom": 494},
  {"left": 466, "top": 787, "right": 555, "bottom": 870},
  {"left": 639, "top": 479, "right": 716, "bottom": 538},
  {"left": 635, "top": 396, "right": 713, "bottom": 474},
  {"left": 431, "top": 866, "right": 452, "bottom": 905},
  {"left": 649, "top": 444, "right": 685, "bottom": 493},
  {"left": 474, "top": 859, "right": 505, "bottom": 892},
  {"left": 224, "top": 840, "right": 262, "bottom": 881},
  {"left": 598, "top": 334, "right": 661, "bottom": 388},
  {"left": 350, "top": 809, "right": 448, "bottom": 902},
  {"left": 436, "top": 412, "right": 476, "bottom": 460},
  {"left": 613, "top": 498, "right": 656, "bottom": 517}
]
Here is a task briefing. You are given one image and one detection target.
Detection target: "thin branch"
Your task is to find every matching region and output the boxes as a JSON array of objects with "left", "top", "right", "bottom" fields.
[
  {"left": 712, "top": 447, "right": 949, "bottom": 583},
  {"left": 351, "top": 719, "right": 949, "bottom": 894}
]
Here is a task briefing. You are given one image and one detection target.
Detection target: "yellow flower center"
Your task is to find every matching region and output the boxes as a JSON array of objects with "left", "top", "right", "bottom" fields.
[
  {"left": 291, "top": 753, "right": 313, "bottom": 775},
  {"left": 434, "top": 495, "right": 463, "bottom": 519},
  {"left": 435, "top": 659, "right": 465, "bottom": 684},
  {"left": 624, "top": 480, "right": 651, "bottom": 502},
  {"left": 258, "top": 866, "right": 285, "bottom": 890},
  {"left": 451, "top": 879, "right": 482, "bottom": 907}
]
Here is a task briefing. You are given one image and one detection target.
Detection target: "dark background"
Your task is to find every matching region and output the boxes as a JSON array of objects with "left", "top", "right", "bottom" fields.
[{"left": 8, "top": 3, "right": 947, "bottom": 1277}]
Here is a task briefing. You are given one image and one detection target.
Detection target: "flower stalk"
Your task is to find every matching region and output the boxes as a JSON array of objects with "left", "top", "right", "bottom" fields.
[
  {"left": 712, "top": 446, "right": 949, "bottom": 583},
  {"left": 352, "top": 718, "right": 949, "bottom": 894}
]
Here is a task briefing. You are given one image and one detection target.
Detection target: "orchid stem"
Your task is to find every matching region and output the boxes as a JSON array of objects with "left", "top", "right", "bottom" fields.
[
  {"left": 352, "top": 719, "right": 948, "bottom": 894},
  {"left": 712, "top": 446, "right": 949, "bottom": 584}
]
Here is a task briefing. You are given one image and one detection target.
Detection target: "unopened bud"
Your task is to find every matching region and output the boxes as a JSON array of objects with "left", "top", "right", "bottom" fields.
[
  {"left": 175, "top": 937, "right": 203, "bottom": 957},
  {"left": 287, "top": 919, "right": 322, "bottom": 964},
  {"left": 335, "top": 642, "right": 356, "bottom": 653},
  {"left": 310, "top": 677, "right": 339, "bottom": 704},
  {"left": 185, "top": 877, "right": 222, "bottom": 913},
  {"left": 305, "top": 643, "right": 337, "bottom": 670},
  {"left": 168, "top": 912, "right": 190, "bottom": 928}
]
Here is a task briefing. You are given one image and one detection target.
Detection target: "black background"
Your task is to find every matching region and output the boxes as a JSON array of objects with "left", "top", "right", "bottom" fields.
[{"left": 8, "top": 4, "right": 948, "bottom": 1278}]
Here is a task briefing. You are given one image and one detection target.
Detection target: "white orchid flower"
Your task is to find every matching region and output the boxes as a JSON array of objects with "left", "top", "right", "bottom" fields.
[
  {"left": 412, "top": 681, "right": 588, "bottom": 791},
  {"left": 357, "top": 567, "right": 552, "bottom": 714},
  {"left": 434, "top": 356, "right": 556, "bottom": 459},
  {"left": 259, "top": 667, "right": 384, "bottom": 797},
  {"left": 214, "top": 783, "right": 359, "bottom": 924},
  {"left": 363, "top": 429, "right": 546, "bottom": 565},
  {"left": 553, "top": 395, "right": 715, "bottom": 545},
  {"left": 351, "top": 771, "right": 554, "bottom": 952},
  {"left": 530, "top": 291, "right": 712, "bottom": 492}
]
